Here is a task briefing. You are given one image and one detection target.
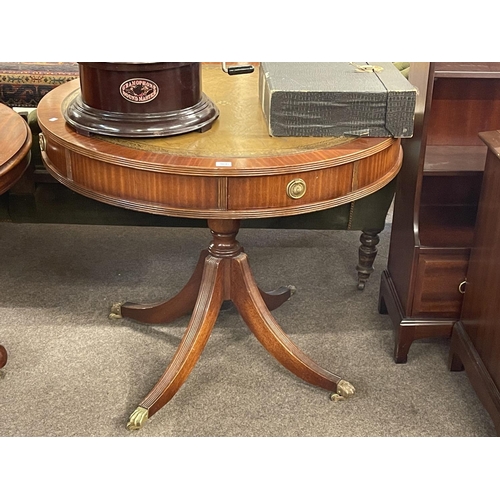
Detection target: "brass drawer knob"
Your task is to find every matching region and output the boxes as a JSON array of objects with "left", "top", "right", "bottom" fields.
[{"left": 286, "top": 178, "right": 307, "bottom": 199}]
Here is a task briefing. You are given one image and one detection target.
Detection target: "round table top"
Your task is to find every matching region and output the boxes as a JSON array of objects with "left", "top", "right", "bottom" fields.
[
  {"left": 38, "top": 65, "right": 396, "bottom": 177},
  {"left": 0, "top": 104, "right": 32, "bottom": 195}
]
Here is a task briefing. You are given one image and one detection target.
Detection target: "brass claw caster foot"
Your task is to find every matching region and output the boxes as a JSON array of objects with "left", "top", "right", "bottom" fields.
[
  {"left": 330, "top": 379, "right": 355, "bottom": 402},
  {"left": 109, "top": 303, "right": 123, "bottom": 320},
  {"left": 127, "top": 406, "right": 149, "bottom": 431}
]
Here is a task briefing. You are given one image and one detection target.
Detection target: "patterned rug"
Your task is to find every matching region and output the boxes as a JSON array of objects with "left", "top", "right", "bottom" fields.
[{"left": 0, "top": 62, "right": 79, "bottom": 107}]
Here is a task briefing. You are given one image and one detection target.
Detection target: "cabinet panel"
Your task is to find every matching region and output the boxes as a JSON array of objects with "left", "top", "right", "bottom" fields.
[
  {"left": 460, "top": 145, "right": 500, "bottom": 389},
  {"left": 449, "top": 133, "right": 500, "bottom": 435}
]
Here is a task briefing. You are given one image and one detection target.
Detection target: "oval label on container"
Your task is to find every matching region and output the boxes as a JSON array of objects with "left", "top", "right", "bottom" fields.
[{"left": 120, "top": 78, "right": 159, "bottom": 104}]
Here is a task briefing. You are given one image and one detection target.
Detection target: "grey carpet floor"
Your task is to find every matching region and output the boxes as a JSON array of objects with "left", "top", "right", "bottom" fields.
[{"left": 0, "top": 221, "right": 496, "bottom": 437}]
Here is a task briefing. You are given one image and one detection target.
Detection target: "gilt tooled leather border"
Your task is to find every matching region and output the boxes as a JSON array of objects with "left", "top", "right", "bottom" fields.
[{"left": 0, "top": 62, "right": 79, "bottom": 107}]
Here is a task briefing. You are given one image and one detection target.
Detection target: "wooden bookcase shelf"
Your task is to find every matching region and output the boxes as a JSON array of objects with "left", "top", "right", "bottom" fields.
[
  {"left": 424, "top": 145, "right": 487, "bottom": 174},
  {"left": 419, "top": 170, "right": 482, "bottom": 248},
  {"left": 418, "top": 205, "right": 477, "bottom": 248},
  {"left": 379, "top": 62, "right": 500, "bottom": 363}
]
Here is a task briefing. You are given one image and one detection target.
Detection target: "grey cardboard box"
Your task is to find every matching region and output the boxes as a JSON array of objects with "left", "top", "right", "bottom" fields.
[{"left": 259, "top": 62, "right": 416, "bottom": 138}]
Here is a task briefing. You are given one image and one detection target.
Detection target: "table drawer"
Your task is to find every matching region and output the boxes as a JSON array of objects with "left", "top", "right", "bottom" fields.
[{"left": 227, "top": 164, "right": 353, "bottom": 212}]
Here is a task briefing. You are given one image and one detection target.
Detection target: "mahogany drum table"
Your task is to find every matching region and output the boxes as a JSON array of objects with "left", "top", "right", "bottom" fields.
[
  {"left": 37, "top": 66, "right": 402, "bottom": 430},
  {"left": 0, "top": 104, "right": 32, "bottom": 371}
]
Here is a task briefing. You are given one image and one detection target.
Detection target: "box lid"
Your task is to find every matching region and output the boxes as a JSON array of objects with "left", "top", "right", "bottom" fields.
[{"left": 259, "top": 62, "right": 417, "bottom": 137}]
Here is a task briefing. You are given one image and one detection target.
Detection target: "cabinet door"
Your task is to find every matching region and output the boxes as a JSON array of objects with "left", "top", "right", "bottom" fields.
[
  {"left": 412, "top": 252, "right": 469, "bottom": 317},
  {"left": 460, "top": 146, "right": 500, "bottom": 389}
]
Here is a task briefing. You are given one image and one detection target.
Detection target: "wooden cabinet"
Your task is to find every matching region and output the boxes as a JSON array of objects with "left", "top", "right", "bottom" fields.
[
  {"left": 449, "top": 130, "right": 500, "bottom": 435},
  {"left": 379, "top": 62, "right": 500, "bottom": 363}
]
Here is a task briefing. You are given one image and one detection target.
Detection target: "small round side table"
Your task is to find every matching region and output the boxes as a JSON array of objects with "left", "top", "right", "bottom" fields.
[{"left": 0, "top": 104, "right": 32, "bottom": 370}]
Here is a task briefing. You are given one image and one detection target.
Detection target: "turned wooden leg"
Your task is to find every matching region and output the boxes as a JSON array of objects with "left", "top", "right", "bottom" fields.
[
  {"left": 356, "top": 229, "right": 381, "bottom": 290},
  {"left": 0, "top": 344, "right": 7, "bottom": 370},
  {"left": 231, "top": 254, "right": 354, "bottom": 398},
  {"left": 111, "top": 250, "right": 209, "bottom": 324},
  {"left": 127, "top": 256, "right": 225, "bottom": 430}
]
